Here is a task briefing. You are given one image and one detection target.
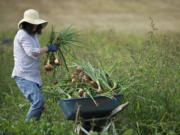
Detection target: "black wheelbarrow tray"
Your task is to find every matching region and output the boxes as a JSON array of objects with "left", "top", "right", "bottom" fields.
[{"left": 58, "top": 94, "right": 124, "bottom": 120}]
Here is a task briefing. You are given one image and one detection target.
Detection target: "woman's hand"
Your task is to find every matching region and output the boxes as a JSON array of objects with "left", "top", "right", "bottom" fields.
[{"left": 32, "top": 47, "right": 48, "bottom": 56}]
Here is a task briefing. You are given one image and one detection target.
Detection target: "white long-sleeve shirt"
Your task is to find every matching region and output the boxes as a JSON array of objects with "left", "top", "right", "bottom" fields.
[{"left": 12, "top": 29, "right": 42, "bottom": 86}]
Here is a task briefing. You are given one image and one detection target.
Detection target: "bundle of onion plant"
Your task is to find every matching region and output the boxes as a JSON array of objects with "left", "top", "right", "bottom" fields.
[
  {"left": 44, "top": 61, "right": 119, "bottom": 105},
  {"left": 44, "top": 26, "right": 80, "bottom": 79},
  {"left": 72, "top": 61, "right": 118, "bottom": 97}
]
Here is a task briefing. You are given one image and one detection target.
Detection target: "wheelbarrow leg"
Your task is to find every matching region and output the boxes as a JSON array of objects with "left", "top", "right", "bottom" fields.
[
  {"left": 75, "top": 124, "right": 80, "bottom": 134},
  {"left": 103, "top": 120, "right": 113, "bottom": 132},
  {"left": 80, "top": 125, "right": 90, "bottom": 135},
  {"left": 76, "top": 124, "right": 90, "bottom": 135},
  {"left": 112, "top": 121, "right": 117, "bottom": 135},
  {"left": 103, "top": 120, "right": 117, "bottom": 135}
]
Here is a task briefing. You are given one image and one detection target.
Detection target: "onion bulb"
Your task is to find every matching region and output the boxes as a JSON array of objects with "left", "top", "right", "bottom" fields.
[
  {"left": 72, "top": 77, "right": 78, "bottom": 83},
  {"left": 83, "top": 92, "right": 87, "bottom": 97},
  {"left": 97, "top": 88, "right": 103, "bottom": 93},
  {"left": 44, "top": 64, "right": 53, "bottom": 71},
  {"left": 53, "top": 80, "right": 58, "bottom": 85},
  {"left": 78, "top": 88, "right": 84, "bottom": 97},
  {"left": 79, "top": 71, "right": 84, "bottom": 81},
  {"left": 82, "top": 74, "right": 90, "bottom": 82},
  {"left": 75, "top": 66, "right": 82, "bottom": 73},
  {"left": 89, "top": 81, "right": 98, "bottom": 88},
  {"left": 54, "top": 58, "right": 59, "bottom": 64},
  {"left": 54, "top": 58, "right": 62, "bottom": 66}
]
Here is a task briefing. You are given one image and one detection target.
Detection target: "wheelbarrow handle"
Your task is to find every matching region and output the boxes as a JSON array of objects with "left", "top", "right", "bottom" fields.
[{"left": 108, "top": 101, "right": 129, "bottom": 118}]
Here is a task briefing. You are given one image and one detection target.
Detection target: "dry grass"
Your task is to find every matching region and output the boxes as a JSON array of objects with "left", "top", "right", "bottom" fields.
[{"left": 0, "top": 0, "right": 180, "bottom": 32}]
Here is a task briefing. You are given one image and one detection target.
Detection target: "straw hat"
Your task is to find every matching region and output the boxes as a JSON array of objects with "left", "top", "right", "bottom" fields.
[{"left": 18, "top": 9, "right": 48, "bottom": 29}]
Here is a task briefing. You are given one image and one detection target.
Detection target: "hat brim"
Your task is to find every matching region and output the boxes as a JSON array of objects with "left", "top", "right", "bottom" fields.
[{"left": 18, "top": 18, "right": 48, "bottom": 29}]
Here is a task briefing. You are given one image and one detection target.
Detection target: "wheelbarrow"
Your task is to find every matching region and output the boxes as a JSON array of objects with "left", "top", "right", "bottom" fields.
[{"left": 58, "top": 94, "right": 129, "bottom": 135}]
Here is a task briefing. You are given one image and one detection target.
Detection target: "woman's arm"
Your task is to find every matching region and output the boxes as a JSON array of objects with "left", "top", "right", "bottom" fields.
[{"left": 32, "top": 47, "right": 48, "bottom": 56}]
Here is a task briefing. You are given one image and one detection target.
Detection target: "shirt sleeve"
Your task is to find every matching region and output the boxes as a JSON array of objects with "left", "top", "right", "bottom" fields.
[{"left": 20, "top": 34, "right": 40, "bottom": 59}]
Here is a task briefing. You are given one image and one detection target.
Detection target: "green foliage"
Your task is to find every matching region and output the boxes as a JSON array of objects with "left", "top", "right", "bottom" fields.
[
  {"left": 0, "top": 118, "right": 76, "bottom": 135},
  {"left": 122, "top": 129, "right": 134, "bottom": 135},
  {"left": 0, "top": 30, "right": 180, "bottom": 135}
]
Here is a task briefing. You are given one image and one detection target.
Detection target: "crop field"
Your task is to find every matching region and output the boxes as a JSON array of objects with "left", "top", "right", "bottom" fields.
[{"left": 0, "top": 0, "right": 180, "bottom": 135}]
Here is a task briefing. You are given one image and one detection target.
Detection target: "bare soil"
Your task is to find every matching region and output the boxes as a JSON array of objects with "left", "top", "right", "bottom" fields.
[{"left": 0, "top": 0, "right": 180, "bottom": 32}]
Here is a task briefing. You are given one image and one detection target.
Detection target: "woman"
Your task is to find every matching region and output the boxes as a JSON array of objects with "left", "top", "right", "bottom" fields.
[{"left": 11, "top": 9, "right": 57, "bottom": 120}]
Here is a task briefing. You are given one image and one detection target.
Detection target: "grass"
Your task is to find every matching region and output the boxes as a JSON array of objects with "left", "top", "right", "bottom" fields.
[{"left": 0, "top": 27, "right": 180, "bottom": 134}]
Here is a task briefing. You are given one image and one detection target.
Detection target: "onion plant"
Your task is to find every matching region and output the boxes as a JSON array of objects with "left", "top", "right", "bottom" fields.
[{"left": 44, "top": 26, "right": 80, "bottom": 73}]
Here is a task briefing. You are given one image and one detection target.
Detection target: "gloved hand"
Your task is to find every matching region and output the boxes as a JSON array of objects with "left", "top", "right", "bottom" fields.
[{"left": 47, "top": 44, "right": 57, "bottom": 52}]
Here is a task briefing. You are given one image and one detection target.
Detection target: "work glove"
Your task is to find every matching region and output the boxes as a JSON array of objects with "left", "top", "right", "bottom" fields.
[{"left": 47, "top": 44, "right": 57, "bottom": 52}]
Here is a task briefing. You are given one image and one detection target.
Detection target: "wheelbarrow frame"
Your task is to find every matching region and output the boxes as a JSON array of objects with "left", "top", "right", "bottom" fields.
[
  {"left": 75, "top": 101, "right": 129, "bottom": 135},
  {"left": 58, "top": 94, "right": 129, "bottom": 135}
]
